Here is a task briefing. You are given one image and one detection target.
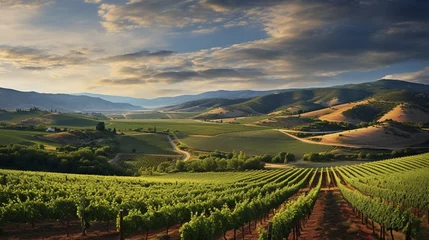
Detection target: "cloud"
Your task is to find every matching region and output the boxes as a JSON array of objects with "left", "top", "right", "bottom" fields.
[
  {"left": 100, "top": 78, "right": 145, "bottom": 85},
  {"left": 0, "top": 0, "right": 53, "bottom": 8},
  {"left": 3, "top": 0, "right": 429, "bottom": 97},
  {"left": 383, "top": 66, "right": 429, "bottom": 84},
  {"left": 0, "top": 46, "right": 90, "bottom": 70},
  {"left": 96, "top": 0, "right": 264, "bottom": 33},
  {"left": 99, "top": 50, "right": 175, "bottom": 63},
  {"left": 98, "top": 1, "right": 211, "bottom": 32},
  {"left": 84, "top": 0, "right": 101, "bottom": 4}
]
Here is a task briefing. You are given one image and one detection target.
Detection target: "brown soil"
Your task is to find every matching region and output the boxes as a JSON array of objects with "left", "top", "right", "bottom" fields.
[{"left": 297, "top": 189, "right": 378, "bottom": 240}]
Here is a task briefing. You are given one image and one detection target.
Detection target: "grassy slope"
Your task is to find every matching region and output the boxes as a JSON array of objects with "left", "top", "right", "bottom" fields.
[
  {"left": 126, "top": 111, "right": 169, "bottom": 119},
  {"left": 116, "top": 133, "right": 176, "bottom": 154},
  {"left": 50, "top": 114, "right": 98, "bottom": 127},
  {"left": 0, "top": 111, "right": 100, "bottom": 127},
  {"left": 163, "top": 98, "right": 250, "bottom": 112},
  {"left": 230, "top": 88, "right": 370, "bottom": 114},
  {"left": 180, "top": 129, "right": 334, "bottom": 158},
  {"left": 165, "top": 112, "right": 201, "bottom": 119},
  {"left": 0, "top": 129, "right": 60, "bottom": 149}
]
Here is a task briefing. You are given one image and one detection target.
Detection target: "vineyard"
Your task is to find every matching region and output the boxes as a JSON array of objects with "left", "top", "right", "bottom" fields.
[{"left": 0, "top": 153, "right": 429, "bottom": 239}]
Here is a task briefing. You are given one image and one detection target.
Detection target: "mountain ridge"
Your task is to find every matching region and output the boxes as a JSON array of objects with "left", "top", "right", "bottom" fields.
[
  {"left": 0, "top": 87, "right": 142, "bottom": 112},
  {"left": 78, "top": 89, "right": 295, "bottom": 107}
]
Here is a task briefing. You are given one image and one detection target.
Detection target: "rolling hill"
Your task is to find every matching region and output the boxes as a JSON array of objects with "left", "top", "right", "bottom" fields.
[
  {"left": 314, "top": 121, "right": 429, "bottom": 149},
  {"left": 162, "top": 98, "right": 250, "bottom": 112},
  {"left": 301, "top": 90, "right": 429, "bottom": 124},
  {"left": 342, "top": 79, "right": 429, "bottom": 94},
  {"left": 0, "top": 87, "right": 142, "bottom": 112},
  {"left": 194, "top": 88, "right": 370, "bottom": 119},
  {"left": 379, "top": 103, "right": 429, "bottom": 123},
  {"left": 179, "top": 79, "right": 429, "bottom": 121},
  {"left": 0, "top": 110, "right": 102, "bottom": 127}
]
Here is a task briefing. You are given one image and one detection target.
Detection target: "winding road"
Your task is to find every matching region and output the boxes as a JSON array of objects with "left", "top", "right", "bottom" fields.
[{"left": 167, "top": 135, "right": 191, "bottom": 161}]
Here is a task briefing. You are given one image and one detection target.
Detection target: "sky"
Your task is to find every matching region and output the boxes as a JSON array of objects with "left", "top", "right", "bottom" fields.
[{"left": 0, "top": 0, "right": 429, "bottom": 98}]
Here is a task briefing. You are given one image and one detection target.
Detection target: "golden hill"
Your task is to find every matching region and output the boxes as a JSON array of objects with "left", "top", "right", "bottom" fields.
[
  {"left": 316, "top": 122, "right": 429, "bottom": 148},
  {"left": 379, "top": 103, "right": 429, "bottom": 123}
]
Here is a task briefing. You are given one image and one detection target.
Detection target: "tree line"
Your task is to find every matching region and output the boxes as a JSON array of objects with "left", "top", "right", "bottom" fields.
[{"left": 0, "top": 144, "right": 127, "bottom": 175}]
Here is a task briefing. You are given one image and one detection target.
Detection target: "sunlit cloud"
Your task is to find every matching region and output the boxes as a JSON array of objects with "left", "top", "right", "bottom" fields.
[
  {"left": 0, "top": 0, "right": 429, "bottom": 98},
  {"left": 384, "top": 66, "right": 429, "bottom": 84}
]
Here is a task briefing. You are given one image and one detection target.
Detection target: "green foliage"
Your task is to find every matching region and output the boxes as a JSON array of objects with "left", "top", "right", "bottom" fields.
[
  {"left": 269, "top": 170, "right": 322, "bottom": 239},
  {"left": 343, "top": 101, "right": 397, "bottom": 122},
  {"left": 180, "top": 129, "right": 334, "bottom": 158},
  {"left": 0, "top": 144, "right": 125, "bottom": 175},
  {"left": 116, "top": 134, "right": 176, "bottom": 155},
  {"left": 96, "top": 122, "right": 106, "bottom": 131}
]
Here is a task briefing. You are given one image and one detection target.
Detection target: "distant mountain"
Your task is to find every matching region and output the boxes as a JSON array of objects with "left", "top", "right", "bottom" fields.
[
  {"left": 0, "top": 88, "right": 142, "bottom": 112},
  {"left": 162, "top": 98, "right": 251, "bottom": 112},
  {"left": 79, "top": 89, "right": 293, "bottom": 108}
]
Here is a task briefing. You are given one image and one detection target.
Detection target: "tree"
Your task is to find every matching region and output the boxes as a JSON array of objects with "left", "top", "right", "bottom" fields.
[
  {"left": 285, "top": 153, "right": 295, "bottom": 163},
  {"left": 175, "top": 161, "right": 186, "bottom": 172},
  {"left": 96, "top": 122, "right": 106, "bottom": 131},
  {"left": 157, "top": 162, "right": 171, "bottom": 172}
]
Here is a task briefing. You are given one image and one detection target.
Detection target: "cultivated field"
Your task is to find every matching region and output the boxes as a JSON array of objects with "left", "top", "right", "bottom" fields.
[
  {"left": 179, "top": 129, "right": 335, "bottom": 158},
  {"left": 116, "top": 133, "right": 176, "bottom": 155},
  {"left": 108, "top": 119, "right": 267, "bottom": 135},
  {"left": 1, "top": 153, "right": 428, "bottom": 239}
]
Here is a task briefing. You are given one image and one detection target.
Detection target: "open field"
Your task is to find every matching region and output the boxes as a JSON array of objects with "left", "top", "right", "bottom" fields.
[
  {"left": 180, "top": 129, "right": 335, "bottom": 158},
  {"left": 108, "top": 119, "right": 268, "bottom": 135},
  {"left": 0, "top": 129, "right": 59, "bottom": 149},
  {"left": 50, "top": 114, "right": 99, "bottom": 127},
  {"left": 116, "top": 133, "right": 177, "bottom": 154},
  {"left": 163, "top": 112, "right": 201, "bottom": 119},
  {"left": 126, "top": 111, "right": 169, "bottom": 119}
]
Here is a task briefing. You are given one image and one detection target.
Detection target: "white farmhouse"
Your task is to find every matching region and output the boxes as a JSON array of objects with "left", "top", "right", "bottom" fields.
[{"left": 46, "top": 127, "right": 56, "bottom": 132}]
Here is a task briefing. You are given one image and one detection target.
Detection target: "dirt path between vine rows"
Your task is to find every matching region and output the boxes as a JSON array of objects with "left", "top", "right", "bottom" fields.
[{"left": 297, "top": 189, "right": 378, "bottom": 240}]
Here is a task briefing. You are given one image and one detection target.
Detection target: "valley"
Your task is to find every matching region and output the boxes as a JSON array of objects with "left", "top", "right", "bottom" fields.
[{"left": 1, "top": 79, "right": 429, "bottom": 239}]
